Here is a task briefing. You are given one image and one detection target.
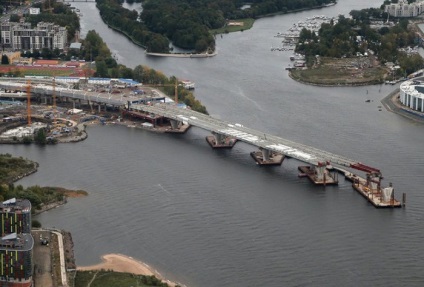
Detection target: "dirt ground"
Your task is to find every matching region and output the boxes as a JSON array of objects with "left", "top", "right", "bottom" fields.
[{"left": 290, "top": 56, "right": 389, "bottom": 86}]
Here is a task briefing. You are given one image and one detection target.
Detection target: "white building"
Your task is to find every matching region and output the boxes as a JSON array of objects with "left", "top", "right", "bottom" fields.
[
  {"left": 1, "top": 21, "right": 67, "bottom": 50},
  {"left": 399, "top": 79, "right": 424, "bottom": 112},
  {"left": 385, "top": 0, "right": 424, "bottom": 17},
  {"left": 29, "top": 8, "right": 40, "bottom": 15}
]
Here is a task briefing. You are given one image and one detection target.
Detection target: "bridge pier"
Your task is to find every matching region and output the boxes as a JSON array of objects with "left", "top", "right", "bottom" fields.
[
  {"left": 250, "top": 148, "right": 284, "bottom": 166},
  {"left": 165, "top": 119, "right": 190, "bottom": 133},
  {"left": 206, "top": 132, "right": 237, "bottom": 149},
  {"left": 170, "top": 119, "right": 181, "bottom": 130},
  {"left": 298, "top": 164, "right": 338, "bottom": 185}
]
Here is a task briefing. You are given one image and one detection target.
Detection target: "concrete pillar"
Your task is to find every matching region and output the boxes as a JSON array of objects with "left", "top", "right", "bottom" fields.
[
  {"left": 261, "top": 148, "right": 271, "bottom": 162},
  {"left": 315, "top": 166, "right": 326, "bottom": 181},
  {"left": 98, "top": 104, "right": 101, "bottom": 113},
  {"left": 78, "top": 99, "right": 81, "bottom": 108},
  {"left": 213, "top": 132, "right": 225, "bottom": 144},
  {"left": 170, "top": 119, "right": 181, "bottom": 130}
]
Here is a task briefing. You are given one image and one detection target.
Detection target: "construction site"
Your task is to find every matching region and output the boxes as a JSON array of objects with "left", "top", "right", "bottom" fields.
[{"left": 0, "top": 77, "right": 188, "bottom": 144}]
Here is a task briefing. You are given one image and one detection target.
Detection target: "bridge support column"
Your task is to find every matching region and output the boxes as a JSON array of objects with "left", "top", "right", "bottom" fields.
[
  {"left": 298, "top": 164, "right": 338, "bottom": 185},
  {"left": 206, "top": 132, "right": 237, "bottom": 149},
  {"left": 164, "top": 119, "right": 190, "bottom": 133},
  {"left": 250, "top": 148, "right": 284, "bottom": 166},
  {"left": 170, "top": 119, "right": 181, "bottom": 129}
]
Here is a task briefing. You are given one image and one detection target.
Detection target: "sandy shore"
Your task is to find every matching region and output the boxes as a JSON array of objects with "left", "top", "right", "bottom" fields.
[{"left": 77, "top": 253, "right": 184, "bottom": 287}]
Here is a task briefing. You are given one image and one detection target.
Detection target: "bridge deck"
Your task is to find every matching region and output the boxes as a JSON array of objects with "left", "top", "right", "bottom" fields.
[
  {"left": 0, "top": 79, "right": 364, "bottom": 170},
  {"left": 132, "top": 103, "right": 359, "bottom": 168}
]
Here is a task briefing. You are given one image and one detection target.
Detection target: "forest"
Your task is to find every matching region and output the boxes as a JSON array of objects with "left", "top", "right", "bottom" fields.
[{"left": 97, "top": 0, "right": 335, "bottom": 53}]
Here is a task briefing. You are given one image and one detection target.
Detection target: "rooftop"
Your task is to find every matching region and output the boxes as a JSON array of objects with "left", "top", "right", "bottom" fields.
[
  {"left": 0, "top": 233, "right": 34, "bottom": 251},
  {"left": 0, "top": 198, "right": 31, "bottom": 213}
]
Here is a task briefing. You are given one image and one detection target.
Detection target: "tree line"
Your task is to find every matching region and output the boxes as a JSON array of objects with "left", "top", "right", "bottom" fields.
[
  {"left": 96, "top": 0, "right": 335, "bottom": 53},
  {"left": 83, "top": 30, "right": 207, "bottom": 114}
]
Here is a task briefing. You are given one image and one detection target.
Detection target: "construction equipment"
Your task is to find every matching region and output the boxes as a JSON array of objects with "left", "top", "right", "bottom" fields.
[
  {"left": 26, "top": 80, "right": 31, "bottom": 126},
  {"left": 142, "top": 78, "right": 179, "bottom": 103},
  {"left": 53, "top": 77, "right": 56, "bottom": 125}
]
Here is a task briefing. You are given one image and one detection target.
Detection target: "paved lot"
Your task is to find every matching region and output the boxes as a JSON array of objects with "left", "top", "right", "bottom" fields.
[{"left": 32, "top": 230, "right": 53, "bottom": 287}]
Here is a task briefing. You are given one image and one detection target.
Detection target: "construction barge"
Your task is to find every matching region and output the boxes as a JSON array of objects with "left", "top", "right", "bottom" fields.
[
  {"left": 250, "top": 150, "right": 285, "bottom": 166},
  {"left": 298, "top": 165, "right": 338, "bottom": 185},
  {"left": 333, "top": 166, "right": 403, "bottom": 208}
]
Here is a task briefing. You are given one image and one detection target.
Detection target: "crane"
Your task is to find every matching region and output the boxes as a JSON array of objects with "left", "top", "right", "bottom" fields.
[
  {"left": 26, "top": 80, "right": 31, "bottom": 126},
  {"left": 52, "top": 76, "right": 56, "bottom": 125}
]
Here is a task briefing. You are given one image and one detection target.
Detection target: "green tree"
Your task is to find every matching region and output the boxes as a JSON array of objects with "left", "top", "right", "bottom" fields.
[
  {"left": 32, "top": 220, "right": 42, "bottom": 228},
  {"left": 22, "top": 136, "right": 33, "bottom": 144},
  {"left": 1, "top": 55, "right": 9, "bottom": 65},
  {"left": 95, "top": 60, "right": 109, "bottom": 77},
  {"left": 34, "top": 129, "right": 47, "bottom": 145},
  {"left": 9, "top": 14, "right": 20, "bottom": 22}
]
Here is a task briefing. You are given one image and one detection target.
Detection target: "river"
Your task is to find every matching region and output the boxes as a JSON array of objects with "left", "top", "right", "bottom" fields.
[{"left": 2, "top": 1, "right": 424, "bottom": 286}]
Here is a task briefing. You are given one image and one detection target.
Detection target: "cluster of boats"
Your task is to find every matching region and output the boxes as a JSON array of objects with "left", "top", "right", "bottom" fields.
[{"left": 273, "top": 15, "right": 337, "bottom": 54}]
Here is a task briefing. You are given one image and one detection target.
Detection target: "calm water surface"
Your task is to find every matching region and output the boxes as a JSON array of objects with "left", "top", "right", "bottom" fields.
[{"left": 2, "top": 1, "right": 424, "bottom": 286}]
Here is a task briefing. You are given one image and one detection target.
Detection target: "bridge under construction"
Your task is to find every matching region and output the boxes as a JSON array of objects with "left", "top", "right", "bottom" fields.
[{"left": 0, "top": 78, "right": 403, "bottom": 207}]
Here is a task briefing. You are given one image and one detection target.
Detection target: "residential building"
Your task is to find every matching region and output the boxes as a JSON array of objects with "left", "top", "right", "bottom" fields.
[
  {"left": 385, "top": 0, "right": 424, "bottom": 17},
  {"left": 0, "top": 199, "right": 33, "bottom": 287},
  {"left": 0, "top": 21, "right": 67, "bottom": 51}
]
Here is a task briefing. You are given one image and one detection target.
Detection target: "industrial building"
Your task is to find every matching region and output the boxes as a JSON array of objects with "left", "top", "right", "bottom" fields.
[
  {"left": 399, "top": 79, "right": 424, "bottom": 112},
  {"left": 0, "top": 199, "right": 33, "bottom": 287}
]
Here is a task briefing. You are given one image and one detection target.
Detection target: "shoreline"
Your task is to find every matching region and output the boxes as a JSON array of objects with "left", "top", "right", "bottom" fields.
[
  {"left": 145, "top": 51, "right": 217, "bottom": 58},
  {"left": 77, "top": 253, "right": 185, "bottom": 287},
  {"left": 381, "top": 88, "right": 424, "bottom": 124}
]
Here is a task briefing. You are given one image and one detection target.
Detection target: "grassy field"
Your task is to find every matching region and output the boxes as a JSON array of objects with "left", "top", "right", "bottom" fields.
[
  {"left": 75, "top": 271, "right": 173, "bottom": 287},
  {"left": 290, "top": 57, "right": 389, "bottom": 86},
  {"left": 211, "top": 18, "right": 255, "bottom": 34}
]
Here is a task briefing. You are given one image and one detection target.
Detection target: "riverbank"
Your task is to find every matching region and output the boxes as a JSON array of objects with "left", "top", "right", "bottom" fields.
[
  {"left": 77, "top": 253, "right": 185, "bottom": 287},
  {"left": 145, "top": 51, "right": 217, "bottom": 58}
]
